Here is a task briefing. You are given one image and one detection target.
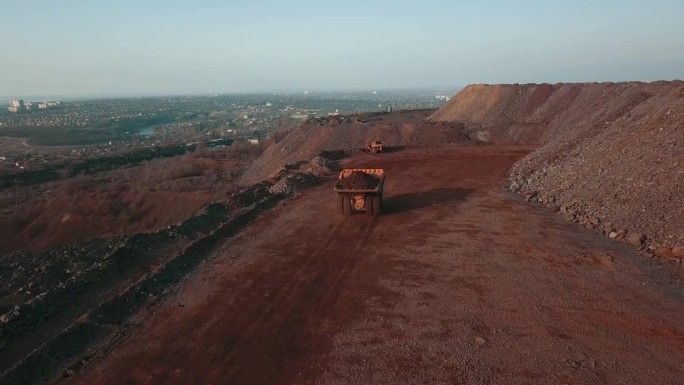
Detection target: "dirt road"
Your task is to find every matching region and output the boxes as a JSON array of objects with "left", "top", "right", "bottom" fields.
[{"left": 72, "top": 146, "right": 684, "bottom": 385}]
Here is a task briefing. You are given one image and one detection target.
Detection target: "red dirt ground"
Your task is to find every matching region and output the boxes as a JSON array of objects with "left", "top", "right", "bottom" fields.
[{"left": 71, "top": 146, "right": 684, "bottom": 385}]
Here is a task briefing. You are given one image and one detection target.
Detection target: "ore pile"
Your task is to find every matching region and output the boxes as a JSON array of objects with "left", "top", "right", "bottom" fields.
[{"left": 337, "top": 171, "right": 378, "bottom": 190}]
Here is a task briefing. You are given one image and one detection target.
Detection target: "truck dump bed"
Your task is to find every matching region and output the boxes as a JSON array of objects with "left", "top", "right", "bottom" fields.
[{"left": 334, "top": 168, "right": 385, "bottom": 193}]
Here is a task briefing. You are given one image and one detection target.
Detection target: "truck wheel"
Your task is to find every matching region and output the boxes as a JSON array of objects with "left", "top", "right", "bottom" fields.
[
  {"left": 342, "top": 194, "right": 351, "bottom": 215},
  {"left": 337, "top": 194, "right": 344, "bottom": 214},
  {"left": 373, "top": 195, "right": 381, "bottom": 215},
  {"left": 365, "top": 195, "right": 374, "bottom": 216}
]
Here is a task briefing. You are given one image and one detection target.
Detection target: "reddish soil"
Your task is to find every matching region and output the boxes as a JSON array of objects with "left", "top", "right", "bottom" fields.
[
  {"left": 431, "top": 81, "right": 684, "bottom": 250},
  {"left": 0, "top": 159, "right": 330, "bottom": 384},
  {"left": 71, "top": 146, "right": 684, "bottom": 385},
  {"left": 0, "top": 145, "right": 257, "bottom": 254}
]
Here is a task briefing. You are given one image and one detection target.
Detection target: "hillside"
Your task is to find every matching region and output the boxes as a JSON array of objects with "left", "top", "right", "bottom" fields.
[
  {"left": 0, "top": 143, "right": 261, "bottom": 254},
  {"left": 240, "top": 109, "right": 473, "bottom": 185},
  {"left": 430, "top": 81, "right": 684, "bottom": 250}
]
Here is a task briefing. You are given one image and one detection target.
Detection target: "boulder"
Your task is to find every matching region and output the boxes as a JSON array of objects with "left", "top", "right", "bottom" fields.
[
  {"left": 626, "top": 233, "right": 646, "bottom": 247},
  {"left": 654, "top": 248, "right": 675, "bottom": 259},
  {"left": 640, "top": 251, "right": 654, "bottom": 258}
]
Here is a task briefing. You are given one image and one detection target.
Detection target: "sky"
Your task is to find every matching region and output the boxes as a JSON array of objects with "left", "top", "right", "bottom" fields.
[{"left": 1, "top": 0, "right": 683, "bottom": 98}]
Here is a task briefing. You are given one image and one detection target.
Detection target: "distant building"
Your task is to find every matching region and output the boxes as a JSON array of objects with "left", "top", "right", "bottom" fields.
[
  {"left": 248, "top": 139, "right": 260, "bottom": 145},
  {"left": 7, "top": 99, "right": 59, "bottom": 112},
  {"left": 8, "top": 99, "right": 23, "bottom": 113}
]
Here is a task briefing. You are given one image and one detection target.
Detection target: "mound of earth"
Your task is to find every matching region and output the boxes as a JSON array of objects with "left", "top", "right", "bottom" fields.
[
  {"left": 431, "top": 81, "right": 684, "bottom": 250},
  {"left": 240, "top": 109, "right": 473, "bottom": 185}
]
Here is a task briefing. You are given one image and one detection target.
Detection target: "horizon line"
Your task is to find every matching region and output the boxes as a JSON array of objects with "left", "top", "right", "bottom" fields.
[{"left": 0, "top": 86, "right": 465, "bottom": 103}]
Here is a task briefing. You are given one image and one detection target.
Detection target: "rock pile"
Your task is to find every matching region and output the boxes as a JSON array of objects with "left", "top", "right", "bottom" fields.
[
  {"left": 336, "top": 171, "right": 379, "bottom": 190},
  {"left": 432, "top": 81, "right": 684, "bottom": 256},
  {"left": 267, "top": 156, "right": 335, "bottom": 196}
]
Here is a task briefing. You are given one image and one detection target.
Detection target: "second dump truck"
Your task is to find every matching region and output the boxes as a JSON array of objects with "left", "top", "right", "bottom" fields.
[
  {"left": 367, "top": 140, "right": 384, "bottom": 153},
  {"left": 334, "top": 168, "right": 384, "bottom": 216}
]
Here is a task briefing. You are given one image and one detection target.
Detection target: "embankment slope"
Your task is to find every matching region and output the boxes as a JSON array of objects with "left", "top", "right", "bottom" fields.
[
  {"left": 240, "top": 109, "right": 472, "bottom": 185},
  {"left": 431, "top": 81, "right": 684, "bottom": 249}
]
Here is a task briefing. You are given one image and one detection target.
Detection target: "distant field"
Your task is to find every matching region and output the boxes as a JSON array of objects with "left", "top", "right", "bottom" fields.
[
  {"left": 0, "top": 114, "right": 175, "bottom": 147},
  {"left": 0, "top": 136, "right": 78, "bottom": 155},
  {"left": 0, "top": 126, "right": 131, "bottom": 147},
  {"left": 0, "top": 138, "right": 235, "bottom": 189}
]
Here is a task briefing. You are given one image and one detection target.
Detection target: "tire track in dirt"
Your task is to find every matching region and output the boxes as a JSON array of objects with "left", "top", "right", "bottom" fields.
[{"left": 216, "top": 218, "right": 378, "bottom": 381}]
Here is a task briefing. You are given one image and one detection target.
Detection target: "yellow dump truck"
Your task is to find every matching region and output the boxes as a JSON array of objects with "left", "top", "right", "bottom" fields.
[
  {"left": 334, "top": 168, "right": 384, "bottom": 216},
  {"left": 367, "top": 140, "right": 384, "bottom": 153}
]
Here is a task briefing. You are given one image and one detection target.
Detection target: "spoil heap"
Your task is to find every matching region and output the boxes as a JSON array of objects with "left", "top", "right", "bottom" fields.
[
  {"left": 336, "top": 171, "right": 379, "bottom": 190},
  {"left": 430, "top": 81, "right": 684, "bottom": 250},
  {"left": 240, "top": 109, "right": 472, "bottom": 185}
]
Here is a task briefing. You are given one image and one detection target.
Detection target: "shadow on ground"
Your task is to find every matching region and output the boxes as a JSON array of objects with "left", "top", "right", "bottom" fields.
[
  {"left": 359, "top": 145, "right": 406, "bottom": 155},
  {"left": 382, "top": 188, "right": 473, "bottom": 214},
  {"left": 380, "top": 146, "right": 406, "bottom": 153}
]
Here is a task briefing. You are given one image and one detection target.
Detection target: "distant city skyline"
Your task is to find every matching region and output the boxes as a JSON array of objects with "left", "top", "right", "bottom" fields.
[
  {"left": 0, "top": 87, "right": 464, "bottom": 104},
  {"left": 1, "top": 0, "right": 683, "bottom": 97}
]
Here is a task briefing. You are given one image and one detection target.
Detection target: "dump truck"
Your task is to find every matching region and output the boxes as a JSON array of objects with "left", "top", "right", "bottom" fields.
[
  {"left": 367, "top": 140, "right": 384, "bottom": 153},
  {"left": 334, "top": 168, "right": 384, "bottom": 216}
]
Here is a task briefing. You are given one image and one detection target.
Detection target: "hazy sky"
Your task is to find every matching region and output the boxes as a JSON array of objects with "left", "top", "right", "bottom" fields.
[{"left": 1, "top": 0, "right": 683, "bottom": 97}]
